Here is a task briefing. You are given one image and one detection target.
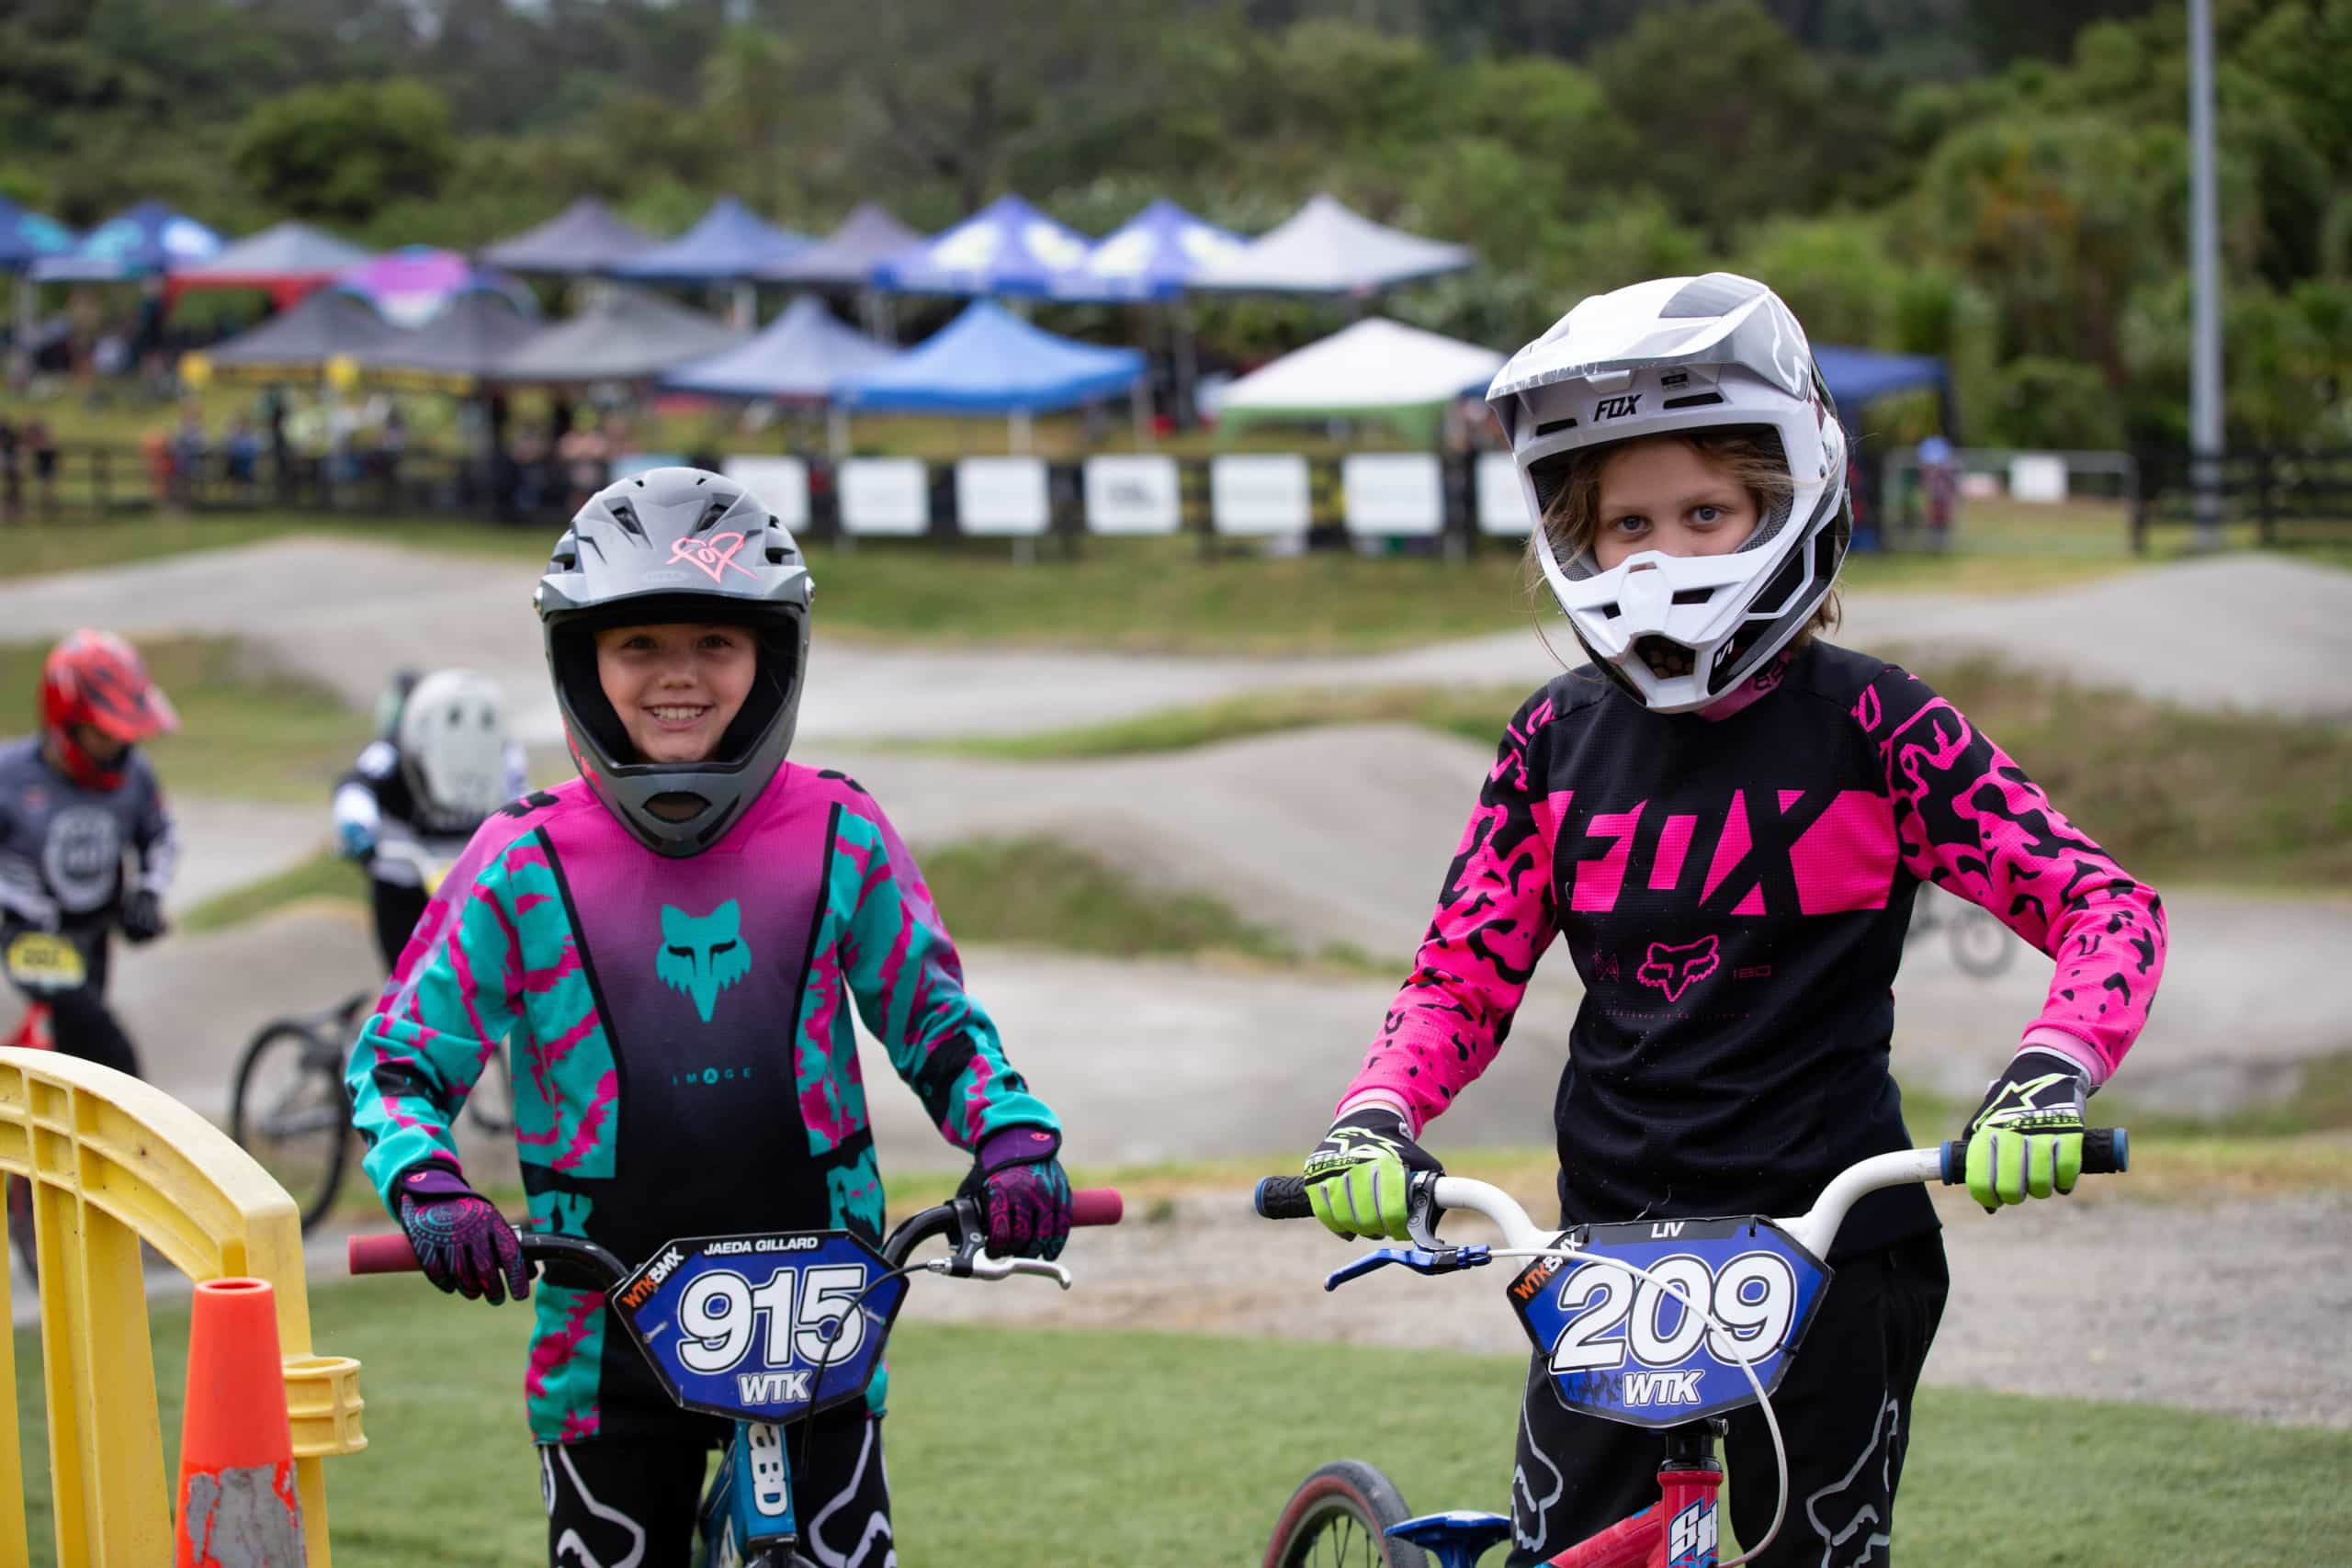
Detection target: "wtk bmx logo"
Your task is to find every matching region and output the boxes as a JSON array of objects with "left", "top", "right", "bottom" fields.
[
  {"left": 657, "top": 900, "right": 751, "bottom": 1022},
  {"left": 1637, "top": 934, "right": 1720, "bottom": 1002}
]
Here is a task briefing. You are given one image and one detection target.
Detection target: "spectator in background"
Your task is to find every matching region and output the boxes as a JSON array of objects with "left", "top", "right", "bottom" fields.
[
  {"left": 262, "top": 386, "right": 290, "bottom": 500},
  {"left": 1917, "top": 434, "right": 1960, "bottom": 551},
  {"left": 25, "top": 419, "right": 57, "bottom": 517},
  {"left": 0, "top": 413, "right": 20, "bottom": 523},
  {"left": 224, "top": 416, "right": 261, "bottom": 501},
  {"left": 171, "top": 403, "right": 209, "bottom": 502}
]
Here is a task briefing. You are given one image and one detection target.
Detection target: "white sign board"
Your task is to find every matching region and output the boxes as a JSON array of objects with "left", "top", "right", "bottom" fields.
[
  {"left": 837, "top": 458, "right": 931, "bottom": 537},
  {"left": 1341, "top": 453, "right": 1444, "bottom": 537},
  {"left": 1082, "top": 456, "right": 1183, "bottom": 536},
  {"left": 1210, "top": 454, "right": 1312, "bottom": 536},
  {"left": 2007, "top": 453, "right": 2069, "bottom": 504},
  {"left": 609, "top": 452, "right": 685, "bottom": 481},
  {"left": 1476, "top": 451, "right": 1532, "bottom": 537},
  {"left": 721, "top": 456, "right": 810, "bottom": 531},
  {"left": 955, "top": 457, "right": 1051, "bottom": 537}
]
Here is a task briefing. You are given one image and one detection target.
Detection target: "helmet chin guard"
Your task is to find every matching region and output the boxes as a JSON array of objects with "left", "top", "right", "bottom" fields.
[{"left": 1489, "top": 273, "right": 1853, "bottom": 713}]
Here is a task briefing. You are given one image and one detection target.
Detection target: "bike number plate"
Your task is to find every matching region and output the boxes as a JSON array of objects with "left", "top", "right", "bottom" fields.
[
  {"left": 1510, "top": 1216, "right": 1831, "bottom": 1429},
  {"left": 5, "top": 932, "right": 86, "bottom": 992},
  {"left": 612, "top": 1229, "right": 907, "bottom": 1424}
]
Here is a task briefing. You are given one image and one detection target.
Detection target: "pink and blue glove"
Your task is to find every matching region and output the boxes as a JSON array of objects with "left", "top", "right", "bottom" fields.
[
  {"left": 966, "top": 1126, "right": 1071, "bottom": 1262},
  {"left": 394, "top": 1163, "right": 529, "bottom": 1304}
]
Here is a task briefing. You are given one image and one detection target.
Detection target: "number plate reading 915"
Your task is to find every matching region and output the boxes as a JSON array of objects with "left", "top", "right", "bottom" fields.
[
  {"left": 614, "top": 1231, "right": 907, "bottom": 1424},
  {"left": 1509, "top": 1216, "right": 1831, "bottom": 1430}
]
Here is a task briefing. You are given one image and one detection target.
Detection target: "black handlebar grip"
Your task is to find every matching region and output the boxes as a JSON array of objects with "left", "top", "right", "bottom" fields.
[
  {"left": 1939, "top": 1127, "right": 2129, "bottom": 1184},
  {"left": 1254, "top": 1176, "right": 1315, "bottom": 1220}
]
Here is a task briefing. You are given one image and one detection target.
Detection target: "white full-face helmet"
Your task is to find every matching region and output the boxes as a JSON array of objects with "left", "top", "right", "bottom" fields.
[
  {"left": 397, "top": 668, "right": 512, "bottom": 830},
  {"left": 1486, "top": 272, "right": 1852, "bottom": 713}
]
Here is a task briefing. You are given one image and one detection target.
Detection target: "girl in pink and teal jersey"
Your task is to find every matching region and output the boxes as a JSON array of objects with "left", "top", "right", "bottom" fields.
[
  {"left": 347, "top": 468, "right": 1069, "bottom": 1566},
  {"left": 1296, "top": 276, "right": 2167, "bottom": 1566}
]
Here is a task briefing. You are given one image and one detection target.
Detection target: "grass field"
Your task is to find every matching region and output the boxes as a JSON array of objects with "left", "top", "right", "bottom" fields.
[{"left": 13, "top": 1284, "right": 2345, "bottom": 1565}]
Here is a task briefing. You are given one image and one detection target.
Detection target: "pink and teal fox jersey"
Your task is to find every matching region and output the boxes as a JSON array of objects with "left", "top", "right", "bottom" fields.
[
  {"left": 1340, "top": 643, "right": 2166, "bottom": 1260},
  {"left": 346, "top": 763, "right": 1057, "bottom": 1443}
]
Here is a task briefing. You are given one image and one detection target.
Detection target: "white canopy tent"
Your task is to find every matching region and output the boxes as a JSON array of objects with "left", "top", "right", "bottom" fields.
[
  {"left": 1186, "top": 193, "right": 1473, "bottom": 296},
  {"left": 1211, "top": 317, "right": 1505, "bottom": 445}
]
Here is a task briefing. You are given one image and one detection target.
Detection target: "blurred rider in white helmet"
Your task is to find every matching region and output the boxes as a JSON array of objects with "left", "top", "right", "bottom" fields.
[
  {"left": 1295, "top": 274, "right": 2170, "bottom": 1565},
  {"left": 333, "top": 667, "right": 526, "bottom": 970}
]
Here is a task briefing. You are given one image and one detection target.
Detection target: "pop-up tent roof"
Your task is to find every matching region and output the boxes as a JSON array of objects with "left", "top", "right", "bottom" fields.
[
  {"left": 610, "top": 197, "right": 810, "bottom": 283},
  {"left": 203, "top": 289, "right": 402, "bottom": 374},
  {"left": 662, "top": 296, "right": 899, "bottom": 400},
  {"left": 481, "top": 197, "right": 655, "bottom": 276},
  {"left": 1813, "top": 345, "right": 1958, "bottom": 434},
  {"left": 0, "top": 197, "right": 76, "bottom": 272},
  {"left": 33, "top": 199, "right": 222, "bottom": 282},
  {"left": 1213, "top": 317, "right": 1505, "bottom": 445},
  {"left": 1048, "top": 198, "right": 1249, "bottom": 302},
  {"left": 168, "top": 221, "right": 375, "bottom": 306},
  {"left": 836, "top": 299, "right": 1142, "bottom": 413},
  {"left": 496, "top": 286, "right": 741, "bottom": 383},
  {"left": 1187, "top": 193, "right": 1471, "bottom": 296},
  {"left": 761, "top": 203, "right": 922, "bottom": 287},
  {"left": 359, "top": 292, "right": 542, "bottom": 383},
  {"left": 870, "top": 195, "right": 1093, "bottom": 298},
  {"left": 335, "top": 246, "right": 536, "bottom": 329}
]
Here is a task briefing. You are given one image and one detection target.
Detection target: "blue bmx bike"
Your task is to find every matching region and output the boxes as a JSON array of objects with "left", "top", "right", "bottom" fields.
[
  {"left": 353, "top": 1185, "right": 1124, "bottom": 1566},
  {"left": 1253, "top": 1129, "right": 2126, "bottom": 1567}
]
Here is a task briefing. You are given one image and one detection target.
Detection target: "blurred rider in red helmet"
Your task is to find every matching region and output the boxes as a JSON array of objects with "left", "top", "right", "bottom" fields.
[{"left": 0, "top": 630, "right": 181, "bottom": 1077}]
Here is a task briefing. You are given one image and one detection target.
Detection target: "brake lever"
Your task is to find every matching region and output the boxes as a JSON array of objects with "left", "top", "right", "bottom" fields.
[
  {"left": 922, "top": 1253, "right": 1073, "bottom": 1289},
  {"left": 1405, "top": 1169, "right": 1447, "bottom": 1251},
  {"left": 1325, "top": 1243, "right": 1492, "bottom": 1291}
]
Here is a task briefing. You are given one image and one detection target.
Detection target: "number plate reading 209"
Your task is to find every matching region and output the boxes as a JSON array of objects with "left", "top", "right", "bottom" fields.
[
  {"left": 614, "top": 1231, "right": 907, "bottom": 1424},
  {"left": 1510, "top": 1216, "right": 1830, "bottom": 1430}
]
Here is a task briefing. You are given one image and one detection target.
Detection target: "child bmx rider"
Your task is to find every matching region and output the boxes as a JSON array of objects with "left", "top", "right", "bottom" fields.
[{"left": 347, "top": 469, "right": 1072, "bottom": 1566}]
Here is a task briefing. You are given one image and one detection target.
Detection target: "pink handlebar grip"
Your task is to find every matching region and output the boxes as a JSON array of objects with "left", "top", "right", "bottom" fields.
[
  {"left": 348, "top": 1233, "right": 420, "bottom": 1274},
  {"left": 1070, "top": 1188, "right": 1123, "bottom": 1228}
]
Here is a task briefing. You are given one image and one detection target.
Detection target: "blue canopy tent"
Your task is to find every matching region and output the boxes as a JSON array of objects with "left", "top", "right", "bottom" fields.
[
  {"left": 0, "top": 197, "right": 75, "bottom": 374},
  {"left": 1812, "top": 346, "right": 1959, "bottom": 551},
  {"left": 834, "top": 299, "right": 1145, "bottom": 452},
  {"left": 481, "top": 197, "right": 654, "bottom": 277},
  {"left": 869, "top": 196, "right": 1093, "bottom": 299},
  {"left": 31, "top": 199, "right": 222, "bottom": 282},
  {"left": 1047, "top": 197, "right": 1251, "bottom": 428},
  {"left": 610, "top": 197, "right": 810, "bottom": 327},
  {"left": 662, "top": 296, "right": 899, "bottom": 400},
  {"left": 761, "top": 203, "right": 921, "bottom": 288}
]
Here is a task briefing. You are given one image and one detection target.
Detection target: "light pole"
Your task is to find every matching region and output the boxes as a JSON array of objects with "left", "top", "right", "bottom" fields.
[{"left": 2188, "top": 0, "right": 2224, "bottom": 549}]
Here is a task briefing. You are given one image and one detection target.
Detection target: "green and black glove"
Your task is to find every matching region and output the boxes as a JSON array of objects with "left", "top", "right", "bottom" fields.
[
  {"left": 1962, "top": 1049, "right": 2089, "bottom": 1212},
  {"left": 1303, "top": 1105, "right": 1442, "bottom": 1241}
]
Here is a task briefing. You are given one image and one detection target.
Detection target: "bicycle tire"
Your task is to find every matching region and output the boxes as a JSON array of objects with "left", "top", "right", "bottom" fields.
[
  {"left": 465, "top": 1048, "right": 516, "bottom": 1135},
  {"left": 1264, "top": 1460, "right": 1433, "bottom": 1568},
  {"left": 1948, "top": 905, "right": 2016, "bottom": 979},
  {"left": 231, "top": 1021, "right": 351, "bottom": 1233}
]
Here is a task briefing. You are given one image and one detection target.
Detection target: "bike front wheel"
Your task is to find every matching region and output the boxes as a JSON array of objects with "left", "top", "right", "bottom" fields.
[
  {"left": 231, "top": 1021, "right": 351, "bottom": 1232},
  {"left": 1948, "top": 904, "right": 2016, "bottom": 978},
  {"left": 1265, "top": 1461, "right": 1432, "bottom": 1568}
]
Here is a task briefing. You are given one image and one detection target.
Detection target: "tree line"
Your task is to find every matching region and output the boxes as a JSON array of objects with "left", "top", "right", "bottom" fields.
[{"left": 3, "top": 0, "right": 2346, "bottom": 451}]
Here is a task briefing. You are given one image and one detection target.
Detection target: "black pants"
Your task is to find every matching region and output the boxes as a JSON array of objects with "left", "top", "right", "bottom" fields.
[
  {"left": 370, "top": 877, "right": 431, "bottom": 973},
  {"left": 541, "top": 1406, "right": 894, "bottom": 1568},
  {"left": 8, "top": 932, "right": 141, "bottom": 1079},
  {"left": 1507, "top": 1233, "right": 1948, "bottom": 1567}
]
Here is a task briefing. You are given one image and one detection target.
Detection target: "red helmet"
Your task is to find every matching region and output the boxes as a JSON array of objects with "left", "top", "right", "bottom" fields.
[{"left": 40, "top": 630, "right": 178, "bottom": 790}]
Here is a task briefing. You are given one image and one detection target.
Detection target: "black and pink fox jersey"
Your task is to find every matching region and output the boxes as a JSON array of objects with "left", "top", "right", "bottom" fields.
[{"left": 1341, "top": 642, "right": 2167, "bottom": 1260}]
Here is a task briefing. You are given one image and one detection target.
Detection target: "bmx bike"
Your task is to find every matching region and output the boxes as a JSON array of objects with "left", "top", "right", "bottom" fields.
[
  {"left": 1905, "top": 887, "right": 2014, "bottom": 979},
  {"left": 1253, "top": 1128, "right": 2127, "bottom": 1567},
  {"left": 352, "top": 1185, "right": 1125, "bottom": 1566},
  {"left": 1, "top": 925, "right": 93, "bottom": 1280},
  {"left": 229, "top": 837, "right": 512, "bottom": 1231}
]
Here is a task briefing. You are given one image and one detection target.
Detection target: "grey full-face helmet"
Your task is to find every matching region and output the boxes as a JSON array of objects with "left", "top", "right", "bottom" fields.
[{"left": 536, "top": 468, "right": 811, "bottom": 857}]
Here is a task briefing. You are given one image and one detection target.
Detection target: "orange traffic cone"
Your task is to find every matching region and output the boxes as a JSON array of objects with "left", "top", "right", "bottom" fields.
[{"left": 175, "top": 1278, "right": 304, "bottom": 1567}]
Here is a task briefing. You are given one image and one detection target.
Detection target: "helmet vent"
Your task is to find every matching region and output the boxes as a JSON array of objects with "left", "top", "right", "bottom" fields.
[
  {"left": 1597, "top": 602, "right": 1621, "bottom": 620},
  {"left": 1660, "top": 392, "right": 1724, "bottom": 411},
  {"left": 605, "top": 499, "right": 648, "bottom": 539},
  {"left": 1670, "top": 588, "right": 1714, "bottom": 606},
  {"left": 1534, "top": 415, "right": 1579, "bottom": 436},
  {"left": 691, "top": 498, "right": 730, "bottom": 536}
]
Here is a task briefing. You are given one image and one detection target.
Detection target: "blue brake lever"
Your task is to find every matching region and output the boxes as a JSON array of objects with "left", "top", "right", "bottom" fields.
[{"left": 1325, "top": 1244, "right": 1492, "bottom": 1291}]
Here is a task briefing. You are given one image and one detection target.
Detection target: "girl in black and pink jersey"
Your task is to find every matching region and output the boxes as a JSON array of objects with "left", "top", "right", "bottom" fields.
[{"left": 1297, "top": 274, "right": 2166, "bottom": 1567}]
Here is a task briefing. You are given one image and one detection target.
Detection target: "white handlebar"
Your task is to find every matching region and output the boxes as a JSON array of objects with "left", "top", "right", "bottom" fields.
[{"left": 1430, "top": 1145, "right": 1947, "bottom": 1258}]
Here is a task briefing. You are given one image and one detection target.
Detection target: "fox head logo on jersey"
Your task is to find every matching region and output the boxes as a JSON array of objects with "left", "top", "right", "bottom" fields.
[
  {"left": 1637, "top": 934, "right": 1720, "bottom": 1001},
  {"left": 657, "top": 900, "right": 752, "bottom": 1022}
]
